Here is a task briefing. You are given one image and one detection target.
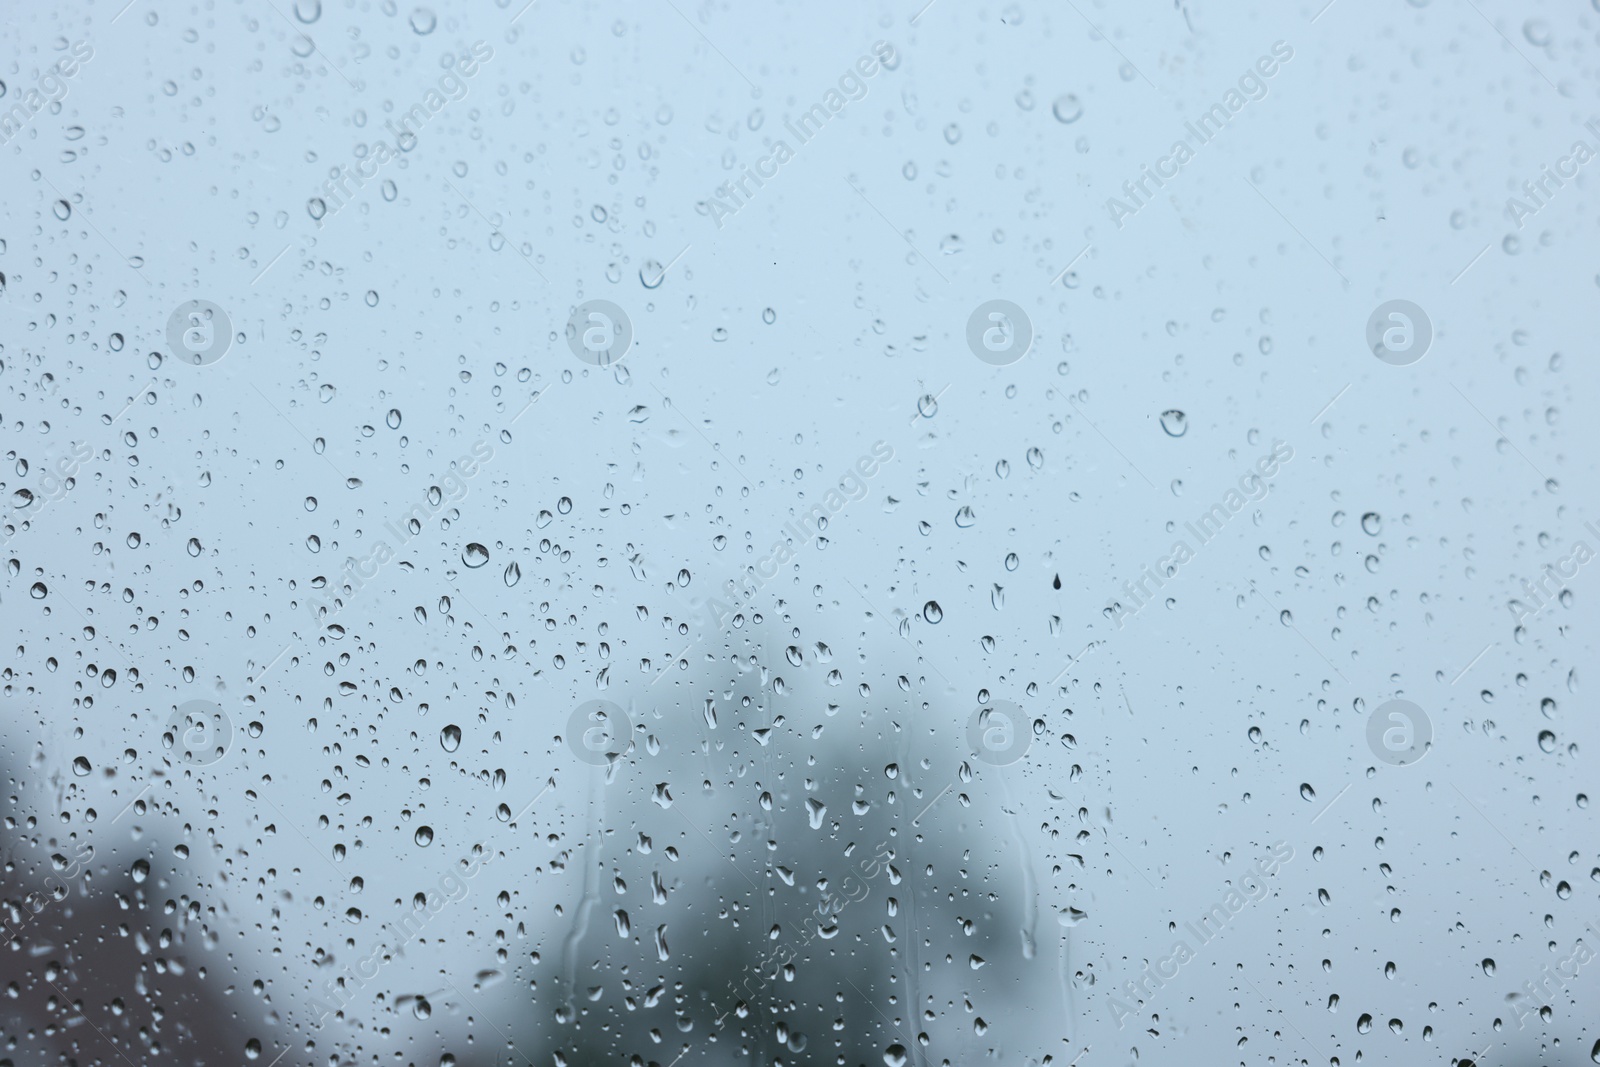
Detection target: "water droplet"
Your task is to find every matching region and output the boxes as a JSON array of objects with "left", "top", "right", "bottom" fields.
[
  {"left": 1300, "top": 782, "right": 1316, "bottom": 801},
  {"left": 414, "top": 826, "right": 434, "bottom": 847},
  {"left": 72, "top": 756, "right": 91, "bottom": 776},
  {"left": 29, "top": 582, "right": 47, "bottom": 599},
  {"left": 504, "top": 561, "right": 522, "bottom": 586},
  {"left": 955, "top": 506, "right": 976, "bottom": 527},
  {"left": 1361, "top": 512, "right": 1381, "bottom": 535},
  {"left": 462, "top": 543, "right": 489, "bottom": 568},
  {"left": 1159, "top": 409, "right": 1188, "bottom": 437},
  {"left": 441, "top": 725, "right": 461, "bottom": 752},
  {"left": 53, "top": 199, "right": 71, "bottom": 220},
  {"left": 923, "top": 601, "right": 943, "bottom": 624},
  {"left": 1051, "top": 94, "right": 1083, "bottom": 123},
  {"left": 409, "top": 6, "right": 436, "bottom": 33}
]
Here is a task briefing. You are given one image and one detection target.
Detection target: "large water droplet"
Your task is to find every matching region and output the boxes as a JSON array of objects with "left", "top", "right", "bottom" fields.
[
  {"left": 1051, "top": 94, "right": 1083, "bottom": 123},
  {"left": 463, "top": 543, "right": 489, "bottom": 568},
  {"left": 1159, "top": 409, "right": 1188, "bottom": 437}
]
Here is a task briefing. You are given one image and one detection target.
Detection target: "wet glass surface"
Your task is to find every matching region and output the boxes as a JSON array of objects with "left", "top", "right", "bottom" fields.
[{"left": 1, "top": 2, "right": 1596, "bottom": 1066}]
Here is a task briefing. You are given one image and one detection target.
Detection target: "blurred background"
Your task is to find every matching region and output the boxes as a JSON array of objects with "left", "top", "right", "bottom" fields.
[{"left": 3, "top": 1, "right": 1598, "bottom": 1066}]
